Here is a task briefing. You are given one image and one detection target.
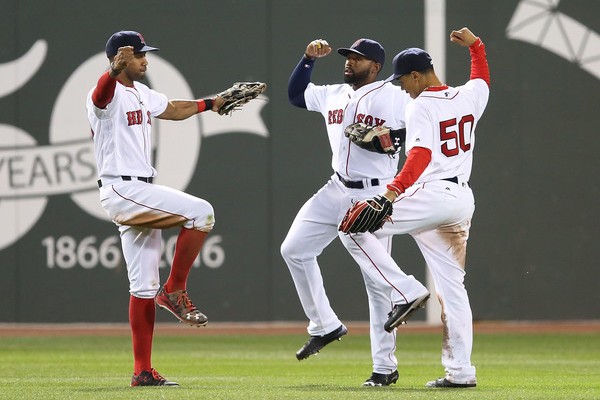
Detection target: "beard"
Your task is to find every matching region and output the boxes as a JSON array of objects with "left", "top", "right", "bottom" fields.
[
  {"left": 124, "top": 67, "right": 146, "bottom": 82},
  {"left": 343, "top": 68, "right": 371, "bottom": 86}
]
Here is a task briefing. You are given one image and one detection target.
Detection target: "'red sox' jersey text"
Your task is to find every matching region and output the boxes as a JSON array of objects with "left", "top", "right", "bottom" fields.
[{"left": 87, "top": 81, "right": 168, "bottom": 180}]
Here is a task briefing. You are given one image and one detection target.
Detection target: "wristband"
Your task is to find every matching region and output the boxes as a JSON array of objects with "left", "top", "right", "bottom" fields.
[{"left": 196, "top": 99, "right": 214, "bottom": 113}]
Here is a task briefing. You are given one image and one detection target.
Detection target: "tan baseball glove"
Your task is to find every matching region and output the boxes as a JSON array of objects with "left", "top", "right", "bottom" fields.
[
  {"left": 216, "top": 82, "right": 267, "bottom": 115},
  {"left": 344, "top": 123, "right": 405, "bottom": 155}
]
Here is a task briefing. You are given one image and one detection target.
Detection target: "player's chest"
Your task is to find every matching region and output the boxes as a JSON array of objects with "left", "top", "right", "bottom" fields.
[
  {"left": 327, "top": 95, "right": 393, "bottom": 127},
  {"left": 117, "top": 89, "right": 152, "bottom": 129}
]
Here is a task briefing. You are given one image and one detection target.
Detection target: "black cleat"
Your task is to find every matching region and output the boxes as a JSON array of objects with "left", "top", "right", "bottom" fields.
[
  {"left": 425, "top": 377, "right": 476, "bottom": 388},
  {"left": 363, "top": 370, "right": 399, "bottom": 387},
  {"left": 130, "top": 368, "right": 179, "bottom": 387},
  {"left": 296, "top": 324, "right": 348, "bottom": 360},
  {"left": 384, "top": 293, "right": 430, "bottom": 333}
]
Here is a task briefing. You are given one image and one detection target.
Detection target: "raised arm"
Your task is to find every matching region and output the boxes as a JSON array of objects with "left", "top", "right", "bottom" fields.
[
  {"left": 450, "top": 27, "right": 490, "bottom": 86},
  {"left": 91, "top": 72, "right": 118, "bottom": 109},
  {"left": 288, "top": 39, "right": 331, "bottom": 108}
]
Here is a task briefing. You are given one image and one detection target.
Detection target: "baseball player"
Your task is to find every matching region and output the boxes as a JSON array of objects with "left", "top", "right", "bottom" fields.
[
  {"left": 338, "top": 27, "right": 490, "bottom": 388},
  {"left": 281, "top": 37, "right": 427, "bottom": 386},
  {"left": 87, "top": 30, "right": 228, "bottom": 387}
]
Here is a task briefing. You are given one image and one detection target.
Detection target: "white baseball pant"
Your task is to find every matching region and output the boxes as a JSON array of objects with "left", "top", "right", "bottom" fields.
[
  {"left": 339, "top": 178, "right": 476, "bottom": 382},
  {"left": 99, "top": 179, "right": 214, "bottom": 298},
  {"left": 281, "top": 174, "right": 426, "bottom": 374}
]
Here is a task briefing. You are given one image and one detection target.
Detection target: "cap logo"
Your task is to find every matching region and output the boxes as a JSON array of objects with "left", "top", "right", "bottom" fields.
[
  {"left": 351, "top": 39, "right": 364, "bottom": 49},
  {"left": 137, "top": 33, "right": 146, "bottom": 45}
]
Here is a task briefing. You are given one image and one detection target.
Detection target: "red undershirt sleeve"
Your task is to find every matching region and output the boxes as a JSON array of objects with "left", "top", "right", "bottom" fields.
[
  {"left": 469, "top": 38, "right": 490, "bottom": 87},
  {"left": 91, "top": 71, "right": 117, "bottom": 109},
  {"left": 386, "top": 146, "right": 432, "bottom": 195}
]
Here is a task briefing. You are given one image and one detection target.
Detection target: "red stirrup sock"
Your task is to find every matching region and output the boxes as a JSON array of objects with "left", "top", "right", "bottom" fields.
[
  {"left": 129, "top": 295, "right": 155, "bottom": 375},
  {"left": 164, "top": 228, "right": 208, "bottom": 293}
]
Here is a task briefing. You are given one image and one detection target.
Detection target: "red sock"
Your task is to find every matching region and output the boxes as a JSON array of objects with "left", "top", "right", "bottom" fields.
[
  {"left": 129, "top": 295, "right": 155, "bottom": 375},
  {"left": 164, "top": 228, "right": 207, "bottom": 293}
]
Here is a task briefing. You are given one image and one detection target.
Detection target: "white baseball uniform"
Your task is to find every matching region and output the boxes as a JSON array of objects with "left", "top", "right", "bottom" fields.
[
  {"left": 87, "top": 78, "right": 214, "bottom": 299},
  {"left": 281, "top": 76, "right": 427, "bottom": 374},
  {"left": 339, "top": 69, "right": 490, "bottom": 383}
]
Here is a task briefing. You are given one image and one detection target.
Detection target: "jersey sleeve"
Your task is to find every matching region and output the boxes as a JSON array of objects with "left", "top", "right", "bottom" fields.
[
  {"left": 303, "top": 83, "right": 330, "bottom": 113},
  {"left": 87, "top": 87, "right": 113, "bottom": 120},
  {"left": 91, "top": 72, "right": 117, "bottom": 109},
  {"left": 404, "top": 102, "right": 434, "bottom": 153},
  {"left": 462, "top": 79, "right": 490, "bottom": 119},
  {"left": 146, "top": 88, "right": 169, "bottom": 117}
]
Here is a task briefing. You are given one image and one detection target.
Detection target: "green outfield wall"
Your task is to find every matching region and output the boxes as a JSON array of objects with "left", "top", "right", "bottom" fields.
[{"left": 0, "top": 0, "right": 598, "bottom": 323}]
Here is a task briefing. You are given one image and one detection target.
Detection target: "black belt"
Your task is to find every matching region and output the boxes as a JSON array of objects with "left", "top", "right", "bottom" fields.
[
  {"left": 441, "top": 176, "right": 458, "bottom": 184},
  {"left": 97, "top": 176, "right": 153, "bottom": 188},
  {"left": 336, "top": 172, "right": 379, "bottom": 189},
  {"left": 441, "top": 176, "right": 470, "bottom": 186}
]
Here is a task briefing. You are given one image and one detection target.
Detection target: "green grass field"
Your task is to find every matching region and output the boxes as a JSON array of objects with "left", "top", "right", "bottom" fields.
[{"left": 0, "top": 330, "right": 599, "bottom": 399}]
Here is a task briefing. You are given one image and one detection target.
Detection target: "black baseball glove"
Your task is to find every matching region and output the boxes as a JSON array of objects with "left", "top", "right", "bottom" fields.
[
  {"left": 338, "top": 195, "right": 393, "bottom": 234},
  {"left": 344, "top": 123, "right": 405, "bottom": 155},
  {"left": 216, "top": 82, "right": 267, "bottom": 115}
]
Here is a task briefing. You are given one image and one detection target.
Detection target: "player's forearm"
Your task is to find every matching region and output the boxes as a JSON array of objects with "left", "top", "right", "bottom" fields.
[
  {"left": 385, "top": 146, "right": 432, "bottom": 199},
  {"left": 469, "top": 38, "right": 490, "bottom": 86},
  {"left": 159, "top": 99, "right": 215, "bottom": 120},
  {"left": 165, "top": 100, "right": 199, "bottom": 120},
  {"left": 91, "top": 72, "right": 117, "bottom": 109},
  {"left": 288, "top": 56, "right": 314, "bottom": 108}
]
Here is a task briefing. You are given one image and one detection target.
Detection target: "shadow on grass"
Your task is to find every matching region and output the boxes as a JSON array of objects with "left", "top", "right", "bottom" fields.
[
  {"left": 286, "top": 383, "right": 405, "bottom": 392},
  {"left": 73, "top": 386, "right": 178, "bottom": 393}
]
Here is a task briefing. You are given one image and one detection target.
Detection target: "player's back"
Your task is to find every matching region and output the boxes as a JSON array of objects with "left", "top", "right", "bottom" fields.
[{"left": 408, "top": 80, "right": 489, "bottom": 182}]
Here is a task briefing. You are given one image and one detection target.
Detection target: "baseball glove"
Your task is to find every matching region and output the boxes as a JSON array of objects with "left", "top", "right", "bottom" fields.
[
  {"left": 216, "top": 82, "right": 267, "bottom": 115},
  {"left": 344, "top": 123, "right": 405, "bottom": 155},
  {"left": 338, "top": 195, "right": 393, "bottom": 234}
]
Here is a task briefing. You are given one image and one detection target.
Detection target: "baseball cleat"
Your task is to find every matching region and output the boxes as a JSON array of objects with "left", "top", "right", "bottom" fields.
[
  {"left": 295, "top": 324, "right": 348, "bottom": 360},
  {"left": 384, "top": 293, "right": 430, "bottom": 333},
  {"left": 362, "top": 370, "right": 399, "bottom": 387},
  {"left": 425, "top": 377, "right": 477, "bottom": 388},
  {"left": 130, "top": 368, "right": 179, "bottom": 387},
  {"left": 155, "top": 287, "right": 208, "bottom": 327}
]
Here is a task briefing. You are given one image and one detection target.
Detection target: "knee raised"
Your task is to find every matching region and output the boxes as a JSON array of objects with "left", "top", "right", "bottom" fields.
[{"left": 186, "top": 200, "right": 215, "bottom": 232}]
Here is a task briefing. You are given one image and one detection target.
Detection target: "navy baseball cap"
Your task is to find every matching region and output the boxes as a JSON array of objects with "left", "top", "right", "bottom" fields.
[
  {"left": 386, "top": 48, "right": 434, "bottom": 82},
  {"left": 337, "top": 38, "right": 385, "bottom": 66},
  {"left": 105, "top": 31, "right": 159, "bottom": 57}
]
